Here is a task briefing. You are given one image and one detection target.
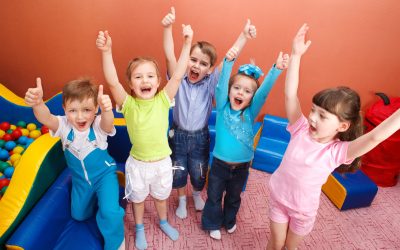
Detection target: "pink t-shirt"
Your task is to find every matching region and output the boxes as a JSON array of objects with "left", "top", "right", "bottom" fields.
[{"left": 269, "top": 115, "right": 353, "bottom": 213}]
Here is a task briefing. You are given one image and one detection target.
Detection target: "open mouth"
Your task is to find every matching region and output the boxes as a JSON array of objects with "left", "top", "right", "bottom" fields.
[
  {"left": 309, "top": 125, "right": 316, "bottom": 133},
  {"left": 189, "top": 70, "right": 199, "bottom": 80},
  {"left": 234, "top": 97, "right": 243, "bottom": 105},
  {"left": 141, "top": 87, "right": 152, "bottom": 93},
  {"left": 77, "top": 121, "right": 87, "bottom": 129}
]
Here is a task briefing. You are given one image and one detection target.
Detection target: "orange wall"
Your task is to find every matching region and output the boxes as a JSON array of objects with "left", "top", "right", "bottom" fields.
[{"left": 1, "top": 0, "right": 400, "bottom": 119}]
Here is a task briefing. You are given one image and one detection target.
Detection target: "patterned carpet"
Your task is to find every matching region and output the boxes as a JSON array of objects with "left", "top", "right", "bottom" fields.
[{"left": 124, "top": 169, "right": 400, "bottom": 250}]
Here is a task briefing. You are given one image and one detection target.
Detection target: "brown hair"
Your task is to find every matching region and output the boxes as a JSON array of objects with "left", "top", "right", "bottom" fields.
[
  {"left": 228, "top": 73, "right": 260, "bottom": 94},
  {"left": 312, "top": 86, "right": 363, "bottom": 173},
  {"left": 125, "top": 57, "right": 161, "bottom": 96},
  {"left": 62, "top": 78, "right": 98, "bottom": 106},
  {"left": 190, "top": 41, "right": 217, "bottom": 67}
]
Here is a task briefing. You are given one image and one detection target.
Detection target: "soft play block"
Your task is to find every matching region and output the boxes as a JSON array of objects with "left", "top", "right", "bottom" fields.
[
  {"left": 252, "top": 115, "right": 290, "bottom": 173},
  {"left": 322, "top": 170, "right": 378, "bottom": 210}
]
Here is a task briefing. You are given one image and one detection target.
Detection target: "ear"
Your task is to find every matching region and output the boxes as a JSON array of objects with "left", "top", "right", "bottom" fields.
[
  {"left": 207, "top": 68, "right": 213, "bottom": 75},
  {"left": 337, "top": 121, "right": 350, "bottom": 132}
]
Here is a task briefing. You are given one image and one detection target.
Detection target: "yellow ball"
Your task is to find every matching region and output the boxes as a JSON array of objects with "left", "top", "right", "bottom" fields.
[
  {"left": 13, "top": 146, "right": 24, "bottom": 154},
  {"left": 0, "top": 130, "right": 5, "bottom": 139},
  {"left": 21, "top": 129, "right": 30, "bottom": 136},
  {"left": 13, "top": 158, "right": 20, "bottom": 167},
  {"left": 0, "top": 172, "right": 3, "bottom": 177},
  {"left": 10, "top": 153, "right": 21, "bottom": 164},
  {"left": 27, "top": 123, "right": 37, "bottom": 131},
  {"left": 10, "top": 125, "right": 16, "bottom": 130},
  {"left": 29, "top": 130, "right": 41, "bottom": 139}
]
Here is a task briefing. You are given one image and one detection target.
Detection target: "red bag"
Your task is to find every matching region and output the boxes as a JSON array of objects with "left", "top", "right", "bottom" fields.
[{"left": 361, "top": 93, "right": 400, "bottom": 187}]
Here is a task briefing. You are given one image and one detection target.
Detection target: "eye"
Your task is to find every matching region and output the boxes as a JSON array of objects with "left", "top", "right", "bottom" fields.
[
  {"left": 134, "top": 75, "right": 142, "bottom": 79},
  {"left": 201, "top": 62, "right": 208, "bottom": 67},
  {"left": 190, "top": 58, "right": 197, "bottom": 63},
  {"left": 233, "top": 85, "right": 240, "bottom": 90},
  {"left": 245, "top": 89, "right": 252, "bottom": 94}
]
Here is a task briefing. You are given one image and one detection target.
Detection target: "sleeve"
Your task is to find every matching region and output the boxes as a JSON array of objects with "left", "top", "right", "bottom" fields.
[
  {"left": 330, "top": 141, "right": 354, "bottom": 167},
  {"left": 249, "top": 65, "right": 282, "bottom": 117},
  {"left": 209, "top": 66, "right": 221, "bottom": 98},
  {"left": 93, "top": 116, "right": 116, "bottom": 137},
  {"left": 49, "top": 116, "right": 67, "bottom": 139},
  {"left": 287, "top": 114, "right": 308, "bottom": 136},
  {"left": 215, "top": 58, "right": 235, "bottom": 110},
  {"left": 116, "top": 95, "right": 133, "bottom": 115}
]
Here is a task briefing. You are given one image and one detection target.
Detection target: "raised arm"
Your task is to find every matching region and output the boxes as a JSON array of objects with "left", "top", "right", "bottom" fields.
[
  {"left": 97, "top": 85, "right": 114, "bottom": 133},
  {"left": 217, "top": 19, "right": 257, "bottom": 72},
  {"left": 285, "top": 23, "right": 311, "bottom": 124},
  {"left": 164, "top": 24, "right": 193, "bottom": 100},
  {"left": 347, "top": 108, "right": 400, "bottom": 160},
  {"left": 161, "top": 7, "right": 177, "bottom": 77},
  {"left": 96, "top": 31, "right": 128, "bottom": 107},
  {"left": 24, "top": 77, "right": 59, "bottom": 132}
]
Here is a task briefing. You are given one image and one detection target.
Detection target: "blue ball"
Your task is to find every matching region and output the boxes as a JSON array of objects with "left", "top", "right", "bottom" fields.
[
  {"left": 4, "top": 141, "right": 16, "bottom": 151},
  {"left": 0, "top": 150, "right": 9, "bottom": 161},
  {"left": 4, "top": 167, "right": 14, "bottom": 178},
  {"left": 18, "top": 136, "right": 28, "bottom": 145}
]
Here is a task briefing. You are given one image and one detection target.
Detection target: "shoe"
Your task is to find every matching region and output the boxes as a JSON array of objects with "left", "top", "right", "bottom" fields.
[
  {"left": 210, "top": 230, "right": 221, "bottom": 240},
  {"left": 227, "top": 224, "right": 236, "bottom": 234}
]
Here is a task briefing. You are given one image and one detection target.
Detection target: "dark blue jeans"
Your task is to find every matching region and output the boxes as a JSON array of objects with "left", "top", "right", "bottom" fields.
[
  {"left": 168, "top": 124, "right": 210, "bottom": 190},
  {"left": 201, "top": 157, "right": 250, "bottom": 231}
]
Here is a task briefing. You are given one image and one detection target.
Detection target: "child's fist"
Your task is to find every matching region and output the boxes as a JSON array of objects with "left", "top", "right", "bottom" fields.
[
  {"left": 97, "top": 85, "right": 113, "bottom": 112},
  {"left": 161, "top": 7, "right": 176, "bottom": 27},
  {"left": 276, "top": 51, "right": 290, "bottom": 70},
  {"left": 182, "top": 24, "right": 193, "bottom": 40},
  {"left": 226, "top": 47, "right": 239, "bottom": 61},
  {"left": 243, "top": 19, "right": 257, "bottom": 39},
  {"left": 25, "top": 77, "right": 44, "bottom": 107},
  {"left": 96, "top": 31, "right": 112, "bottom": 52}
]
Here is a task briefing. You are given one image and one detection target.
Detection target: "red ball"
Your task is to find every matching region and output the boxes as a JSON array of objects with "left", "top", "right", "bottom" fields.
[
  {"left": 2, "top": 134, "right": 13, "bottom": 142},
  {"left": 0, "top": 178, "right": 10, "bottom": 190},
  {"left": 11, "top": 129, "right": 22, "bottom": 140},
  {"left": 0, "top": 122, "right": 10, "bottom": 131},
  {"left": 41, "top": 126, "right": 49, "bottom": 134}
]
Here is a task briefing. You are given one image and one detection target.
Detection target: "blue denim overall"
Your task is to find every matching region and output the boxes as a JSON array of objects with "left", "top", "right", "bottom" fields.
[{"left": 64, "top": 127, "right": 124, "bottom": 250}]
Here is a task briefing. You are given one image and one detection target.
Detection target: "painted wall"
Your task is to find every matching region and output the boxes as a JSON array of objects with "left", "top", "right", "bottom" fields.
[{"left": 1, "top": 0, "right": 399, "bottom": 119}]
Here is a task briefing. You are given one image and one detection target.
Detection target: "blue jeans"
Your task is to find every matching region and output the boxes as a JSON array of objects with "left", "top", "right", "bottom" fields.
[
  {"left": 168, "top": 124, "right": 210, "bottom": 190},
  {"left": 201, "top": 157, "right": 250, "bottom": 230}
]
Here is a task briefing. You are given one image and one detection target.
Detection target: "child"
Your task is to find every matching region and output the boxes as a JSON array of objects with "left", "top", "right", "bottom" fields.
[
  {"left": 96, "top": 23, "right": 193, "bottom": 250},
  {"left": 162, "top": 6, "right": 258, "bottom": 219},
  {"left": 24, "top": 78, "right": 125, "bottom": 250},
  {"left": 267, "top": 24, "right": 400, "bottom": 250},
  {"left": 201, "top": 40, "right": 289, "bottom": 239}
]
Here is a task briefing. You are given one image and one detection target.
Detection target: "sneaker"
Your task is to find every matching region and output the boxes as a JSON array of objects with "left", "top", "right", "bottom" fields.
[
  {"left": 210, "top": 230, "right": 221, "bottom": 240},
  {"left": 227, "top": 224, "right": 236, "bottom": 234}
]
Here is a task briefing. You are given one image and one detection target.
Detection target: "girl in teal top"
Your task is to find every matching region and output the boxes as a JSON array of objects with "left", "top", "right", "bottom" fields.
[{"left": 202, "top": 46, "right": 288, "bottom": 240}]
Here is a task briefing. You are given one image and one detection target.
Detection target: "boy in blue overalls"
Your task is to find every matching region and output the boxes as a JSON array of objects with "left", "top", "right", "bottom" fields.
[{"left": 25, "top": 78, "right": 125, "bottom": 250}]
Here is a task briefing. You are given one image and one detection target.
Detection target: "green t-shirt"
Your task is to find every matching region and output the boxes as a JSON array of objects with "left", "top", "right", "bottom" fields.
[{"left": 118, "top": 90, "right": 172, "bottom": 161}]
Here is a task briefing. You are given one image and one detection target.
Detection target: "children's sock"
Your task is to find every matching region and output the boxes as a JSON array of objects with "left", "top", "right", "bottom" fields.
[
  {"left": 135, "top": 224, "right": 147, "bottom": 250},
  {"left": 192, "top": 191, "right": 205, "bottom": 211},
  {"left": 175, "top": 195, "right": 187, "bottom": 219},
  {"left": 160, "top": 219, "right": 179, "bottom": 241}
]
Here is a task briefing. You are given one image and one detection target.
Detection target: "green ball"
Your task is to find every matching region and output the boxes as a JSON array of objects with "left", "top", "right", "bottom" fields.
[
  {"left": 0, "top": 140, "right": 5, "bottom": 148},
  {"left": 0, "top": 186, "right": 8, "bottom": 195},
  {"left": 16, "top": 121, "right": 27, "bottom": 128},
  {"left": 0, "top": 161, "right": 11, "bottom": 173}
]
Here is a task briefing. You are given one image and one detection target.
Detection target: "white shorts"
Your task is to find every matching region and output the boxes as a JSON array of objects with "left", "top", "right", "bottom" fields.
[{"left": 124, "top": 156, "right": 173, "bottom": 203}]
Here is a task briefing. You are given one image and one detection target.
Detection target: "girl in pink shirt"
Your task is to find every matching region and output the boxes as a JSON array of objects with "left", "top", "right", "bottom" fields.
[{"left": 267, "top": 24, "right": 400, "bottom": 250}]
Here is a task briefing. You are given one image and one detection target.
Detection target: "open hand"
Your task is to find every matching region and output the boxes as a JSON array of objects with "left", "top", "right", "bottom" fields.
[{"left": 292, "top": 23, "right": 311, "bottom": 56}]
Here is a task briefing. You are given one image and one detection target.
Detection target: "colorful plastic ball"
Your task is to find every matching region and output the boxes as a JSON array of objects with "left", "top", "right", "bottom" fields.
[
  {"left": 10, "top": 125, "right": 16, "bottom": 130},
  {"left": 6, "top": 129, "right": 13, "bottom": 135},
  {"left": 0, "top": 178, "right": 10, "bottom": 189},
  {"left": 0, "top": 161, "right": 11, "bottom": 172},
  {"left": 13, "top": 158, "right": 20, "bottom": 168},
  {"left": 21, "top": 129, "right": 29, "bottom": 137},
  {"left": 0, "top": 122, "right": 10, "bottom": 131},
  {"left": 29, "top": 130, "right": 41, "bottom": 139},
  {"left": 17, "top": 136, "right": 28, "bottom": 145},
  {"left": 4, "top": 167, "right": 14, "bottom": 178},
  {"left": 0, "top": 186, "right": 8, "bottom": 195},
  {"left": 26, "top": 138, "right": 35, "bottom": 146},
  {"left": 0, "top": 150, "right": 9, "bottom": 161},
  {"left": 13, "top": 146, "right": 24, "bottom": 155},
  {"left": 2, "top": 134, "right": 13, "bottom": 142},
  {"left": 0, "top": 172, "right": 3, "bottom": 178},
  {"left": 41, "top": 126, "right": 49, "bottom": 134},
  {"left": 4, "top": 141, "right": 16, "bottom": 151},
  {"left": 0, "top": 130, "right": 5, "bottom": 139},
  {"left": 11, "top": 129, "right": 22, "bottom": 140},
  {"left": 10, "top": 154, "right": 21, "bottom": 164},
  {"left": 0, "top": 140, "right": 5, "bottom": 148},
  {"left": 16, "top": 121, "right": 27, "bottom": 128},
  {"left": 27, "top": 123, "right": 37, "bottom": 131}
]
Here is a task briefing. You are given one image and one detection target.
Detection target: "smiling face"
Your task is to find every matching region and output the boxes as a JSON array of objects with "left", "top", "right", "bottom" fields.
[
  {"left": 129, "top": 61, "right": 161, "bottom": 99},
  {"left": 63, "top": 97, "right": 98, "bottom": 132},
  {"left": 186, "top": 47, "right": 213, "bottom": 83},
  {"left": 308, "top": 104, "right": 350, "bottom": 143},
  {"left": 228, "top": 74, "right": 258, "bottom": 111}
]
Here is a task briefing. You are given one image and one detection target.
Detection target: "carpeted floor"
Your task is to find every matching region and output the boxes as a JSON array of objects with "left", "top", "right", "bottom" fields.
[{"left": 124, "top": 169, "right": 400, "bottom": 249}]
